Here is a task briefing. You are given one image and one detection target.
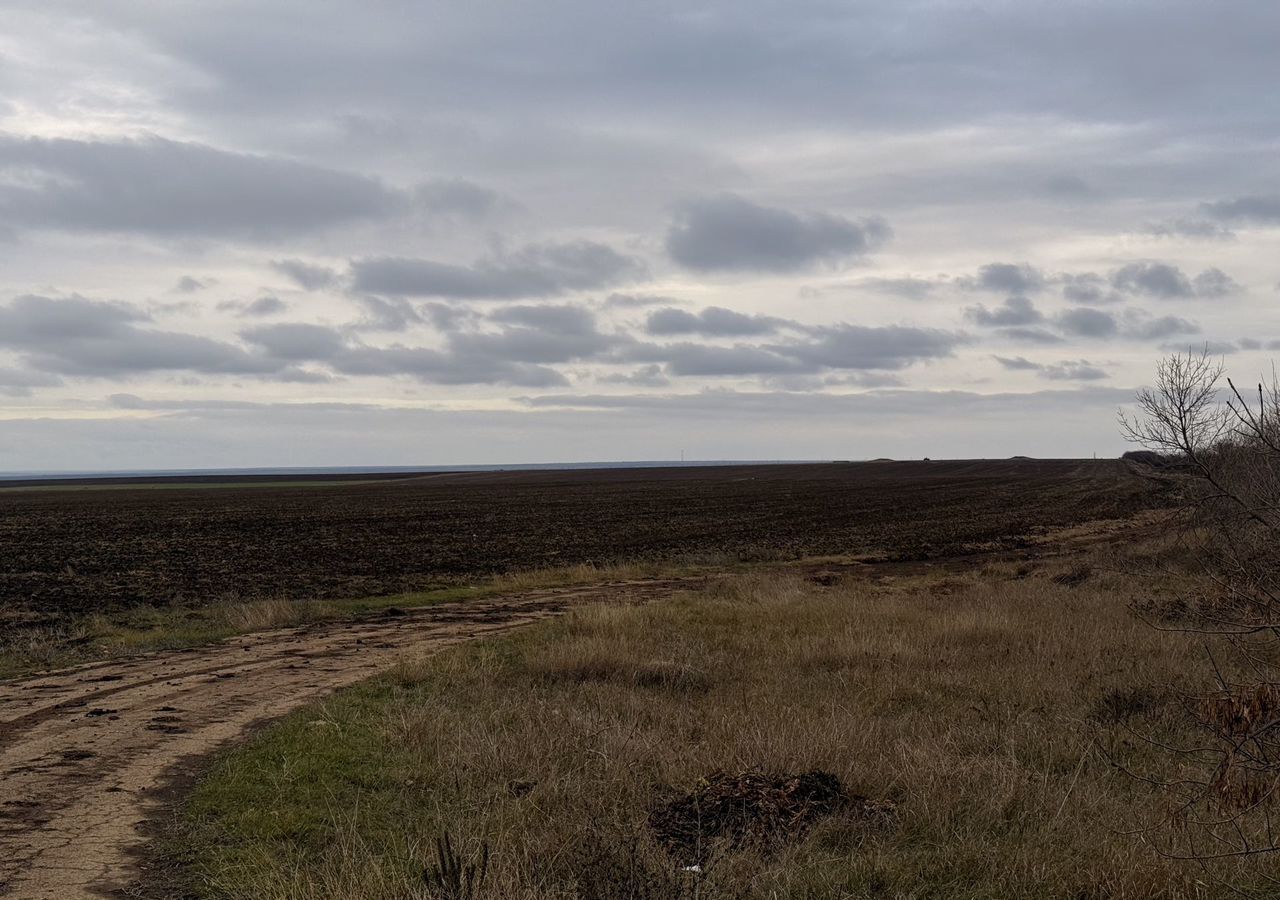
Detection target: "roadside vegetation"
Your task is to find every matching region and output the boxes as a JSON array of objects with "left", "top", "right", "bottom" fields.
[
  {"left": 0, "top": 561, "right": 674, "bottom": 679},
  {"left": 1118, "top": 350, "right": 1280, "bottom": 887},
  {"left": 162, "top": 538, "right": 1279, "bottom": 899}
]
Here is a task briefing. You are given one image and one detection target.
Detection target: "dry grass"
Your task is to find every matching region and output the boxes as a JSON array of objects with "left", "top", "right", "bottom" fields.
[
  {"left": 213, "top": 597, "right": 326, "bottom": 632},
  {"left": 172, "top": 551, "right": 1280, "bottom": 898},
  {"left": 0, "top": 559, "right": 674, "bottom": 679}
]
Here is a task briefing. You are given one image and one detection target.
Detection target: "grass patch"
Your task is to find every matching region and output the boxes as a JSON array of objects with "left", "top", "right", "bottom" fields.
[
  {"left": 166, "top": 557, "right": 1277, "bottom": 898},
  {"left": 0, "top": 560, "right": 674, "bottom": 680}
]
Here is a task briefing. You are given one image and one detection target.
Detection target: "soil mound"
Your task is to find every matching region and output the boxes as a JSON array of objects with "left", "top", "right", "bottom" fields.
[{"left": 648, "top": 770, "right": 887, "bottom": 864}]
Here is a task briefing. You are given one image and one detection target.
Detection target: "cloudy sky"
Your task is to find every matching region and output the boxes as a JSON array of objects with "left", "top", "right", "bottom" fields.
[{"left": 1, "top": 0, "right": 1277, "bottom": 471}]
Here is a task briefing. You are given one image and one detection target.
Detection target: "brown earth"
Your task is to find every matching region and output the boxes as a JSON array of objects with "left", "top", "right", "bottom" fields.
[
  {"left": 0, "top": 460, "right": 1160, "bottom": 628},
  {"left": 0, "top": 577, "right": 704, "bottom": 899}
]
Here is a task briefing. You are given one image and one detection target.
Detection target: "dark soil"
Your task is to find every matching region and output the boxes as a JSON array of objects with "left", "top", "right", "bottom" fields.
[
  {"left": 0, "top": 460, "right": 1163, "bottom": 626},
  {"left": 647, "top": 769, "right": 889, "bottom": 864}
]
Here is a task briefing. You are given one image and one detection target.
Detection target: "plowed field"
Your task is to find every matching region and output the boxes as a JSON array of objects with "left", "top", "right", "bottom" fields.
[{"left": 0, "top": 460, "right": 1159, "bottom": 627}]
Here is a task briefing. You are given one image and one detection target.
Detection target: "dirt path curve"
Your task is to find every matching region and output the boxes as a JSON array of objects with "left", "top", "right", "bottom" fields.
[{"left": 0, "top": 577, "right": 704, "bottom": 899}]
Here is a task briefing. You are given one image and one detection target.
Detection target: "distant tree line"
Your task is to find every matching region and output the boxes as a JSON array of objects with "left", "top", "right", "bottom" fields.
[{"left": 1119, "top": 449, "right": 1189, "bottom": 469}]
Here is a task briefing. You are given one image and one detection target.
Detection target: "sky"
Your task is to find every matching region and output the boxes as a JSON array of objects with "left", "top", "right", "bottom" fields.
[{"left": 0, "top": 0, "right": 1277, "bottom": 470}]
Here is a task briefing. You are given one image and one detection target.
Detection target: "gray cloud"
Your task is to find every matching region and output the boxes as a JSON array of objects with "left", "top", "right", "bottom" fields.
[
  {"left": 1060, "top": 273, "right": 1121, "bottom": 305},
  {"left": 1056, "top": 308, "right": 1117, "bottom": 338},
  {"left": 0, "top": 365, "right": 62, "bottom": 397},
  {"left": 1040, "top": 360, "right": 1107, "bottom": 381},
  {"left": 329, "top": 302, "right": 619, "bottom": 386},
  {"left": 229, "top": 310, "right": 585, "bottom": 387},
  {"left": 650, "top": 343, "right": 803, "bottom": 377},
  {"left": 1110, "top": 261, "right": 1240, "bottom": 299},
  {"left": 0, "top": 290, "right": 964, "bottom": 393},
  {"left": 418, "top": 302, "right": 475, "bottom": 332},
  {"left": 0, "top": 294, "right": 283, "bottom": 378},
  {"left": 645, "top": 306, "right": 791, "bottom": 337},
  {"left": 1160, "top": 339, "right": 1239, "bottom": 355},
  {"left": 412, "top": 178, "right": 507, "bottom": 218},
  {"left": 0, "top": 293, "right": 147, "bottom": 340},
  {"left": 1142, "top": 218, "right": 1235, "bottom": 240},
  {"left": 1203, "top": 195, "right": 1280, "bottom": 224},
  {"left": 601, "top": 292, "right": 685, "bottom": 309},
  {"left": 776, "top": 323, "right": 962, "bottom": 371},
  {"left": 1191, "top": 267, "right": 1243, "bottom": 298},
  {"left": 665, "top": 194, "right": 889, "bottom": 273},
  {"left": 597, "top": 364, "right": 669, "bottom": 387},
  {"left": 0, "top": 134, "right": 407, "bottom": 239},
  {"left": 963, "top": 263, "right": 1047, "bottom": 294},
  {"left": 335, "top": 346, "right": 568, "bottom": 387},
  {"left": 489, "top": 303, "right": 599, "bottom": 333},
  {"left": 242, "top": 296, "right": 288, "bottom": 317},
  {"left": 991, "top": 354, "right": 1105, "bottom": 381},
  {"left": 229, "top": 302, "right": 620, "bottom": 385},
  {"left": 239, "top": 323, "right": 348, "bottom": 361},
  {"left": 54, "top": 3, "right": 1280, "bottom": 150},
  {"left": 1111, "top": 262, "right": 1192, "bottom": 298},
  {"left": 1121, "top": 310, "right": 1200, "bottom": 340},
  {"left": 998, "top": 327, "right": 1065, "bottom": 344},
  {"left": 992, "top": 355, "right": 1041, "bottom": 371},
  {"left": 851, "top": 277, "right": 939, "bottom": 300},
  {"left": 1234, "top": 338, "right": 1280, "bottom": 351},
  {"left": 352, "top": 296, "right": 424, "bottom": 332},
  {"left": 1043, "top": 174, "right": 1091, "bottom": 197},
  {"left": 823, "top": 371, "right": 906, "bottom": 389},
  {"left": 271, "top": 259, "right": 340, "bottom": 291},
  {"left": 219, "top": 296, "right": 289, "bottom": 317},
  {"left": 0, "top": 292, "right": 972, "bottom": 393},
  {"left": 620, "top": 322, "right": 962, "bottom": 378},
  {"left": 172, "top": 276, "right": 214, "bottom": 294},
  {"left": 450, "top": 304, "right": 618, "bottom": 364},
  {"left": 964, "top": 295, "right": 1043, "bottom": 327},
  {"left": 351, "top": 241, "right": 646, "bottom": 299}
]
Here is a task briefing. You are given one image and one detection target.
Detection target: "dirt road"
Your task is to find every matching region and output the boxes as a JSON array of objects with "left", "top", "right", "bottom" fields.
[{"left": 0, "top": 578, "right": 703, "bottom": 899}]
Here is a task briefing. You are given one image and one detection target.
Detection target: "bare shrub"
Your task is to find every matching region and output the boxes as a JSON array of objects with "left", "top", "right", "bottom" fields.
[{"left": 1121, "top": 349, "right": 1280, "bottom": 890}]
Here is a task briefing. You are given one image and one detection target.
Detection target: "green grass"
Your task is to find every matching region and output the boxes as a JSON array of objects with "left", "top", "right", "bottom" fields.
[
  {"left": 0, "top": 587, "right": 463, "bottom": 679},
  {"left": 164, "top": 555, "right": 1280, "bottom": 899},
  {"left": 0, "top": 561, "right": 672, "bottom": 680}
]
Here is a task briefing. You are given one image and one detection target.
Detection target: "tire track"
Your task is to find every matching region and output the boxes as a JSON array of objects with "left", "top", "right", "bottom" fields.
[{"left": 0, "top": 578, "right": 702, "bottom": 899}]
